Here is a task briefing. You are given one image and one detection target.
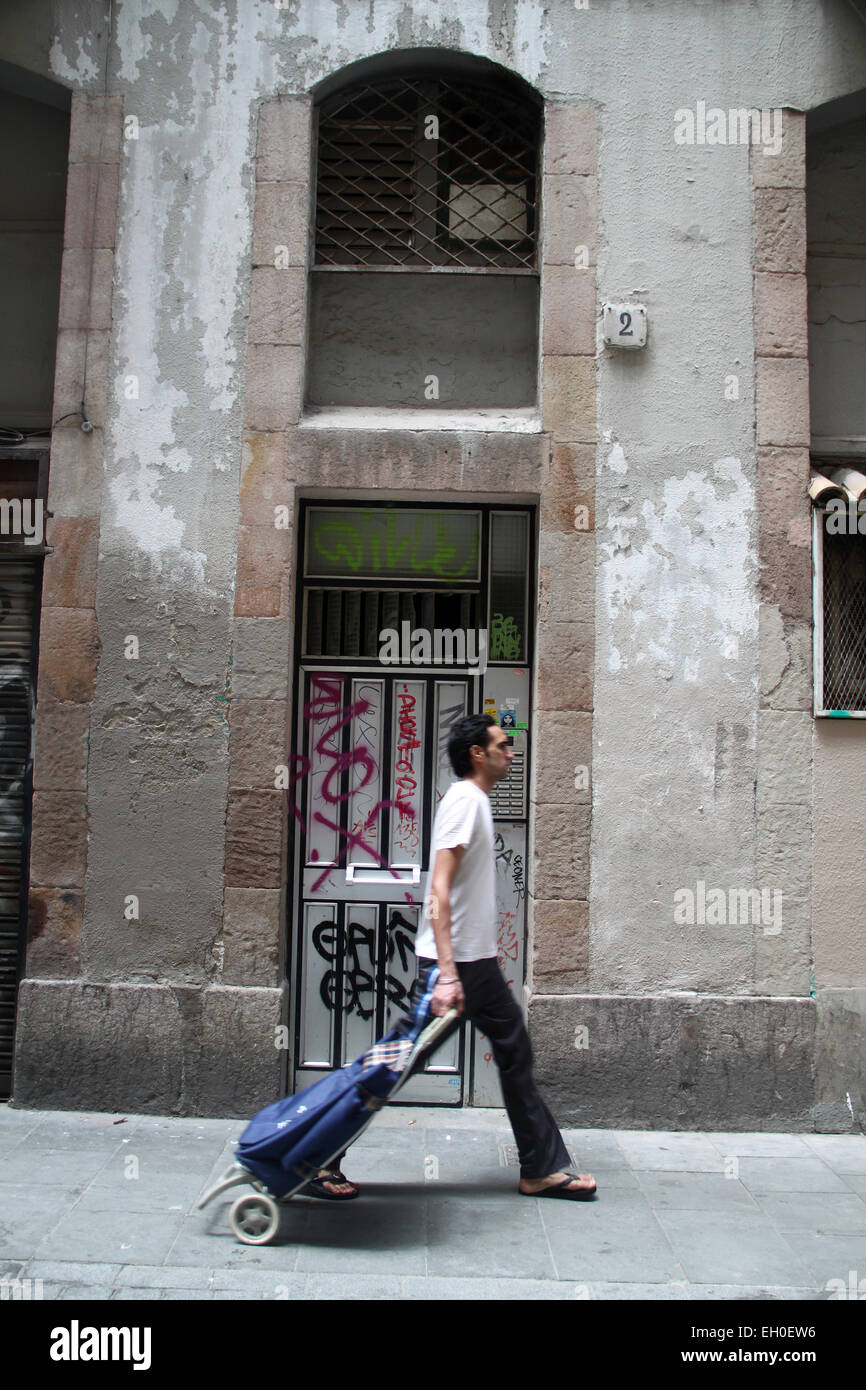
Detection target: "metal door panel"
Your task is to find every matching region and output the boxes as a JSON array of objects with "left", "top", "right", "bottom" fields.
[
  {"left": 389, "top": 678, "right": 424, "bottom": 866},
  {"left": 298, "top": 902, "right": 337, "bottom": 1069},
  {"left": 348, "top": 676, "right": 384, "bottom": 862},
  {"left": 340, "top": 902, "right": 378, "bottom": 1064},
  {"left": 292, "top": 667, "right": 474, "bottom": 1101}
]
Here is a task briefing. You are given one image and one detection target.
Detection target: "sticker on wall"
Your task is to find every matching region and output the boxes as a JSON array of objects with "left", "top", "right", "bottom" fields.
[{"left": 500, "top": 709, "right": 516, "bottom": 729}]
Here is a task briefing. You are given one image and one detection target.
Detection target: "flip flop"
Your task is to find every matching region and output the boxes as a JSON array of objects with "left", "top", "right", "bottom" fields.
[
  {"left": 520, "top": 1173, "right": 597, "bottom": 1201},
  {"left": 301, "top": 1170, "right": 360, "bottom": 1201}
]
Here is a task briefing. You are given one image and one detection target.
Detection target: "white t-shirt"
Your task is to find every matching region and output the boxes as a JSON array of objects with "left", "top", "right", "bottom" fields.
[{"left": 414, "top": 779, "right": 497, "bottom": 962}]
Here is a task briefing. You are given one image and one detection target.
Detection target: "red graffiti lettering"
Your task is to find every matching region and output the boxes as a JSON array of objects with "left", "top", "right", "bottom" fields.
[
  {"left": 393, "top": 684, "right": 420, "bottom": 854},
  {"left": 288, "top": 674, "right": 418, "bottom": 892},
  {"left": 497, "top": 909, "right": 519, "bottom": 974}
]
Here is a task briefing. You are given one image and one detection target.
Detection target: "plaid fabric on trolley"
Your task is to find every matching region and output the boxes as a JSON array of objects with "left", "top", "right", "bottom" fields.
[{"left": 360, "top": 1037, "right": 414, "bottom": 1074}]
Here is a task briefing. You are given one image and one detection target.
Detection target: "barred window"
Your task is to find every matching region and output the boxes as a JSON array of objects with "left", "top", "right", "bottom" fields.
[
  {"left": 819, "top": 522, "right": 866, "bottom": 712},
  {"left": 315, "top": 76, "right": 538, "bottom": 270},
  {"left": 307, "top": 62, "right": 541, "bottom": 412},
  {"left": 811, "top": 464, "right": 866, "bottom": 714}
]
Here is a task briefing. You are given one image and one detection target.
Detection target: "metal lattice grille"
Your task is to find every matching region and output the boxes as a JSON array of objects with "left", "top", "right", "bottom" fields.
[
  {"left": 315, "top": 77, "right": 538, "bottom": 270},
  {"left": 304, "top": 589, "right": 478, "bottom": 659},
  {"left": 0, "top": 561, "right": 38, "bottom": 1097},
  {"left": 823, "top": 529, "right": 866, "bottom": 710}
]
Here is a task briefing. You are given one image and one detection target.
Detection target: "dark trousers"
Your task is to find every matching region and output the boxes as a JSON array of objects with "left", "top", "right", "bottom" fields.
[{"left": 416, "top": 955, "right": 571, "bottom": 1180}]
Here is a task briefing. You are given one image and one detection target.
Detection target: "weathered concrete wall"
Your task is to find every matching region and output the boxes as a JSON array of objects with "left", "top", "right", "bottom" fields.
[
  {"left": 307, "top": 273, "right": 538, "bottom": 407},
  {"left": 531, "top": 993, "right": 817, "bottom": 1131},
  {"left": 6, "top": 0, "right": 866, "bottom": 1125}
]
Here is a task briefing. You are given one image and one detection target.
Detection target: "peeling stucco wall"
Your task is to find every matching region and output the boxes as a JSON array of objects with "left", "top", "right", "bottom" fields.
[
  {"left": 4, "top": 0, "right": 866, "bottom": 1121},
  {"left": 45, "top": 0, "right": 554, "bottom": 985}
]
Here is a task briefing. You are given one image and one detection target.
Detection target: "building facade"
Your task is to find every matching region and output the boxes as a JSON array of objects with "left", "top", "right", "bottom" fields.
[{"left": 2, "top": 0, "right": 865, "bottom": 1129}]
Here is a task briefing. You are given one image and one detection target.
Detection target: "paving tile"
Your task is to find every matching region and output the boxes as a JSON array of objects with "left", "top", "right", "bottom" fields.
[
  {"left": 29, "top": 1281, "right": 65, "bottom": 1299},
  {"left": 90, "top": 1148, "right": 223, "bottom": 1180},
  {"left": 305, "top": 1272, "right": 403, "bottom": 1299},
  {"left": 29, "top": 1206, "right": 186, "bottom": 1265},
  {"left": 656, "top": 1210, "right": 814, "bottom": 1287},
  {"left": 0, "top": 1192, "right": 69, "bottom": 1260},
  {"left": 72, "top": 1185, "right": 198, "bottom": 1215},
  {"left": 405, "top": 1273, "right": 583, "bottom": 1295},
  {"left": 163, "top": 1288, "right": 214, "bottom": 1299},
  {"left": 163, "top": 1215, "right": 300, "bottom": 1269},
  {"left": 400, "top": 1275, "right": 505, "bottom": 1299},
  {"left": 57, "top": 1284, "right": 117, "bottom": 1300},
  {"left": 0, "top": 1150, "right": 116, "bottom": 1185},
  {"left": 426, "top": 1187, "right": 555, "bottom": 1279},
  {"left": 775, "top": 1230, "right": 866, "bottom": 1289},
  {"left": 736, "top": 1157, "right": 851, "bottom": 1194},
  {"left": 800, "top": 1134, "right": 866, "bottom": 1173},
  {"left": 337, "top": 1132, "right": 428, "bottom": 1182},
  {"left": 616, "top": 1132, "right": 729, "bottom": 1172},
  {"left": 0, "top": 1273, "right": 50, "bottom": 1299},
  {"left": 114, "top": 1264, "right": 213, "bottom": 1289},
  {"left": 213, "top": 1288, "right": 273, "bottom": 1299},
  {"left": 637, "top": 1172, "right": 764, "bottom": 1212},
  {"left": 707, "top": 1132, "right": 817, "bottom": 1159},
  {"left": 20, "top": 1129, "right": 127, "bottom": 1155},
  {"left": 580, "top": 1281, "right": 691, "bottom": 1300},
  {"left": 688, "top": 1284, "right": 824, "bottom": 1301},
  {"left": 416, "top": 1129, "right": 500, "bottom": 1181},
  {"left": 81, "top": 1160, "right": 207, "bottom": 1190},
  {"left": 292, "top": 1192, "right": 427, "bottom": 1274},
  {"left": 0, "top": 1112, "right": 43, "bottom": 1156},
  {"left": 26, "top": 1260, "right": 124, "bottom": 1283},
  {"left": 384, "top": 1106, "right": 506, "bottom": 1131},
  {"left": 0, "top": 1103, "right": 46, "bottom": 1127},
  {"left": 753, "top": 1191, "right": 866, "bottom": 1233},
  {"left": 112, "top": 1286, "right": 164, "bottom": 1299},
  {"left": 540, "top": 1194, "right": 686, "bottom": 1284},
  {"left": 562, "top": 1130, "right": 632, "bottom": 1169},
  {"left": 212, "top": 1269, "right": 308, "bottom": 1296}
]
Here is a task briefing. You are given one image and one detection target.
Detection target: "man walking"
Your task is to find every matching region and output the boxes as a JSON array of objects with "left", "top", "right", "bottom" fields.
[
  {"left": 310, "top": 713, "right": 595, "bottom": 1201},
  {"left": 412, "top": 713, "right": 597, "bottom": 1200}
]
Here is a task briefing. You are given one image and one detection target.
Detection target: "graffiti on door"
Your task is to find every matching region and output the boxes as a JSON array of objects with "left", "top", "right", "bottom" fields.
[
  {"left": 288, "top": 675, "right": 416, "bottom": 893},
  {"left": 311, "top": 909, "right": 418, "bottom": 1019},
  {"left": 393, "top": 682, "right": 421, "bottom": 858}
]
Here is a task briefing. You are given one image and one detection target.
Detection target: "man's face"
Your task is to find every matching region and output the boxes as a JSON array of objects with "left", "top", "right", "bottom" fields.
[{"left": 476, "top": 724, "right": 514, "bottom": 782}]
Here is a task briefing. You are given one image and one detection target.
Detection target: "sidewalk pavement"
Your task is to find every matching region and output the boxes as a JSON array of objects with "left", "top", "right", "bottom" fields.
[{"left": 2, "top": 1102, "right": 865, "bottom": 1301}]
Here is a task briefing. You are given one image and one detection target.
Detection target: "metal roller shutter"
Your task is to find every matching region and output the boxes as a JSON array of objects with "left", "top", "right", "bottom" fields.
[{"left": 0, "top": 560, "right": 39, "bottom": 1098}]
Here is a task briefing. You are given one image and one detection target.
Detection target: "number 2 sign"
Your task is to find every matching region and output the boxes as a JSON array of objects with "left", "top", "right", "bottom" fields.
[{"left": 602, "top": 301, "right": 647, "bottom": 349}]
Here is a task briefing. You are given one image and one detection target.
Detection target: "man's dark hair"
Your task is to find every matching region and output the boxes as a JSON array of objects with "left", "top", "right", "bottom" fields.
[{"left": 448, "top": 713, "right": 495, "bottom": 777}]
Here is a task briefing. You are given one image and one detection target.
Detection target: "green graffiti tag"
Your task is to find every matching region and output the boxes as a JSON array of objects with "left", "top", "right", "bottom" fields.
[
  {"left": 309, "top": 509, "right": 480, "bottom": 581},
  {"left": 490, "top": 613, "right": 522, "bottom": 661}
]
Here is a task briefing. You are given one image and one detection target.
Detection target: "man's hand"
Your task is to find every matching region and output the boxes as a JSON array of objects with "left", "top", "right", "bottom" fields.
[{"left": 432, "top": 977, "right": 465, "bottom": 1018}]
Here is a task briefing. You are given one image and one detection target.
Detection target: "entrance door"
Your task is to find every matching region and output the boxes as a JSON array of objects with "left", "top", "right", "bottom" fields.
[{"left": 288, "top": 504, "right": 533, "bottom": 1104}]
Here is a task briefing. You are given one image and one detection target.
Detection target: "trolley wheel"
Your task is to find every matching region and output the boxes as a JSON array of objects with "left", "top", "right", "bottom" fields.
[{"left": 229, "top": 1192, "right": 280, "bottom": 1245}]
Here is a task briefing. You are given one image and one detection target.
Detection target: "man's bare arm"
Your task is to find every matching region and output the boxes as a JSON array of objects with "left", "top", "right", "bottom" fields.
[{"left": 427, "top": 845, "right": 466, "bottom": 1015}]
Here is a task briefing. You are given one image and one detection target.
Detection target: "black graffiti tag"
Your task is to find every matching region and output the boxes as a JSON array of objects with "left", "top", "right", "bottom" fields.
[{"left": 312, "top": 910, "right": 418, "bottom": 1019}]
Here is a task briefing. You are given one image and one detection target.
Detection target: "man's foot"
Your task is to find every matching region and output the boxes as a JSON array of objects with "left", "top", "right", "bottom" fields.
[
  {"left": 519, "top": 1170, "right": 597, "bottom": 1199},
  {"left": 302, "top": 1168, "right": 360, "bottom": 1200}
]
